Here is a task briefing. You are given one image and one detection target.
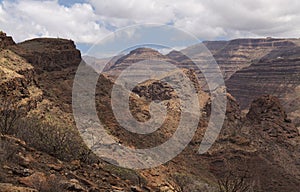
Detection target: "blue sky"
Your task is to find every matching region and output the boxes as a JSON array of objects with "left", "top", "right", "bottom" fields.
[
  {"left": 1, "top": 0, "right": 299, "bottom": 57},
  {"left": 58, "top": 0, "right": 86, "bottom": 7}
]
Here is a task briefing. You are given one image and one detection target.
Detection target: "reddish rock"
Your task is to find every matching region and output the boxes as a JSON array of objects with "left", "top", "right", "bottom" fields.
[{"left": 19, "top": 172, "right": 47, "bottom": 188}]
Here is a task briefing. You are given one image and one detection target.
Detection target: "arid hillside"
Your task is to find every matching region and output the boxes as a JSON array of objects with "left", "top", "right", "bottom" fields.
[{"left": 0, "top": 32, "right": 300, "bottom": 191}]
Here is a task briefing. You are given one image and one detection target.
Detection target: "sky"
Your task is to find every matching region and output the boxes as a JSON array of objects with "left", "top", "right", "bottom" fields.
[{"left": 1, "top": 0, "right": 300, "bottom": 57}]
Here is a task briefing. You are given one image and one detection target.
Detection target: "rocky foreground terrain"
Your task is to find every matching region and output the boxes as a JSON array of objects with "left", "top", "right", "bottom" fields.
[{"left": 0, "top": 32, "right": 300, "bottom": 191}]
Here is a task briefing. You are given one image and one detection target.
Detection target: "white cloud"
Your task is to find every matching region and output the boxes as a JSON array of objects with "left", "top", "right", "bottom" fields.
[
  {"left": 196, "top": 0, "right": 300, "bottom": 38},
  {"left": 158, "top": 46, "right": 187, "bottom": 55},
  {"left": 0, "top": 0, "right": 109, "bottom": 43},
  {"left": 89, "top": 0, "right": 300, "bottom": 40},
  {"left": 1, "top": 0, "right": 300, "bottom": 45},
  {"left": 89, "top": 0, "right": 175, "bottom": 25}
]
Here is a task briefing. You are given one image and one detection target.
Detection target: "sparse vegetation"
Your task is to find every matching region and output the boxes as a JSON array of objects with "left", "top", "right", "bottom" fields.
[
  {"left": 0, "top": 136, "right": 19, "bottom": 164},
  {"left": 217, "top": 167, "right": 252, "bottom": 192},
  {"left": 0, "top": 96, "right": 96, "bottom": 163},
  {"left": 173, "top": 172, "right": 215, "bottom": 192},
  {"left": 14, "top": 117, "right": 85, "bottom": 161},
  {"left": 0, "top": 96, "right": 24, "bottom": 134}
]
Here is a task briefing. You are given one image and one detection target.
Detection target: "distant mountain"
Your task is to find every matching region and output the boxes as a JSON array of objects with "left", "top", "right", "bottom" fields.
[
  {"left": 226, "top": 45, "right": 300, "bottom": 128},
  {"left": 99, "top": 38, "right": 300, "bottom": 85},
  {"left": 108, "top": 47, "right": 176, "bottom": 71},
  {"left": 167, "top": 38, "right": 299, "bottom": 80},
  {"left": 83, "top": 54, "right": 124, "bottom": 73}
]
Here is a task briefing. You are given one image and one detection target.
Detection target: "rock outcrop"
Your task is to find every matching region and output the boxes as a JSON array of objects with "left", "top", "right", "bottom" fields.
[
  {"left": 0, "top": 31, "right": 15, "bottom": 49},
  {"left": 0, "top": 49, "right": 35, "bottom": 99},
  {"left": 9, "top": 38, "right": 82, "bottom": 112},
  {"left": 11, "top": 38, "right": 81, "bottom": 72},
  {"left": 247, "top": 95, "right": 299, "bottom": 138}
]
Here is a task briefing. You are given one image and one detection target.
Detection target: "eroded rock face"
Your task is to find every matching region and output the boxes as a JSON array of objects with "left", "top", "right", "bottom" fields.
[
  {"left": 9, "top": 38, "right": 82, "bottom": 112},
  {"left": 203, "top": 95, "right": 300, "bottom": 192},
  {"left": 168, "top": 38, "right": 297, "bottom": 80},
  {"left": 247, "top": 95, "right": 287, "bottom": 122},
  {"left": 11, "top": 38, "right": 81, "bottom": 72},
  {"left": 214, "top": 39, "right": 296, "bottom": 79},
  {"left": 223, "top": 40, "right": 300, "bottom": 132},
  {"left": 246, "top": 95, "right": 299, "bottom": 138},
  {"left": 226, "top": 45, "right": 300, "bottom": 111},
  {"left": 0, "top": 32, "right": 15, "bottom": 49}
]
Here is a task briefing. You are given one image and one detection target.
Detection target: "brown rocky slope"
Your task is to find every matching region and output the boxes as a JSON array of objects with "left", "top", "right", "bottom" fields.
[
  {"left": 91, "top": 48, "right": 300, "bottom": 190},
  {"left": 1, "top": 32, "right": 300, "bottom": 191},
  {"left": 0, "top": 33, "right": 157, "bottom": 191}
]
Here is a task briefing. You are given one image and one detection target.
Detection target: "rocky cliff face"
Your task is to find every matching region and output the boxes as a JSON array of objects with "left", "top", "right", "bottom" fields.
[
  {"left": 213, "top": 38, "right": 297, "bottom": 79},
  {"left": 11, "top": 38, "right": 81, "bottom": 72},
  {"left": 0, "top": 49, "right": 35, "bottom": 99},
  {"left": 200, "top": 95, "right": 300, "bottom": 192},
  {"left": 226, "top": 45, "right": 300, "bottom": 126},
  {"left": 9, "top": 38, "right": 82, "bottom": 113},
  {"left": 167, "top": 38, "right": 298, "bottom": 80},
  {"left": 0, "top": 31, "right": 15, "bottom": 49}
]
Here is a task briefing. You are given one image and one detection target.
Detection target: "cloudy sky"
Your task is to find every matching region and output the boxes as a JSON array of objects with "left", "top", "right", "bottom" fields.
[{"left": 1, "top": 0, "right": 300, "bottom": 56}]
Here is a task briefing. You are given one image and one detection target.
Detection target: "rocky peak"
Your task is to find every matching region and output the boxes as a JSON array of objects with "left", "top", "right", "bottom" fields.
[
  {"left": 109, "top": 47, "right": 175, "bottom": 72},
  {"left": 246, "top": 95, "right": 299, "bottom": 138},
  {"left": 129, "top": 47, "right": 160, "bottom": 55},
  {"left": 117, "top": 47, "right": 165, "bottom": 63},
  {"left": 247, "top": 95, "right": 287, "bottom": 121},
  {"left": 0, "top": 31, "right": 15, "bottom": 49}
]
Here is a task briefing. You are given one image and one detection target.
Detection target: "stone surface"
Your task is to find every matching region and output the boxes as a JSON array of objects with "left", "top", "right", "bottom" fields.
[
  {"left": 0, "top": 183, "right": 37, "bottom": 192},
  {"left": 0, "top": 31, "right": 15, "bottom": 49}
]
